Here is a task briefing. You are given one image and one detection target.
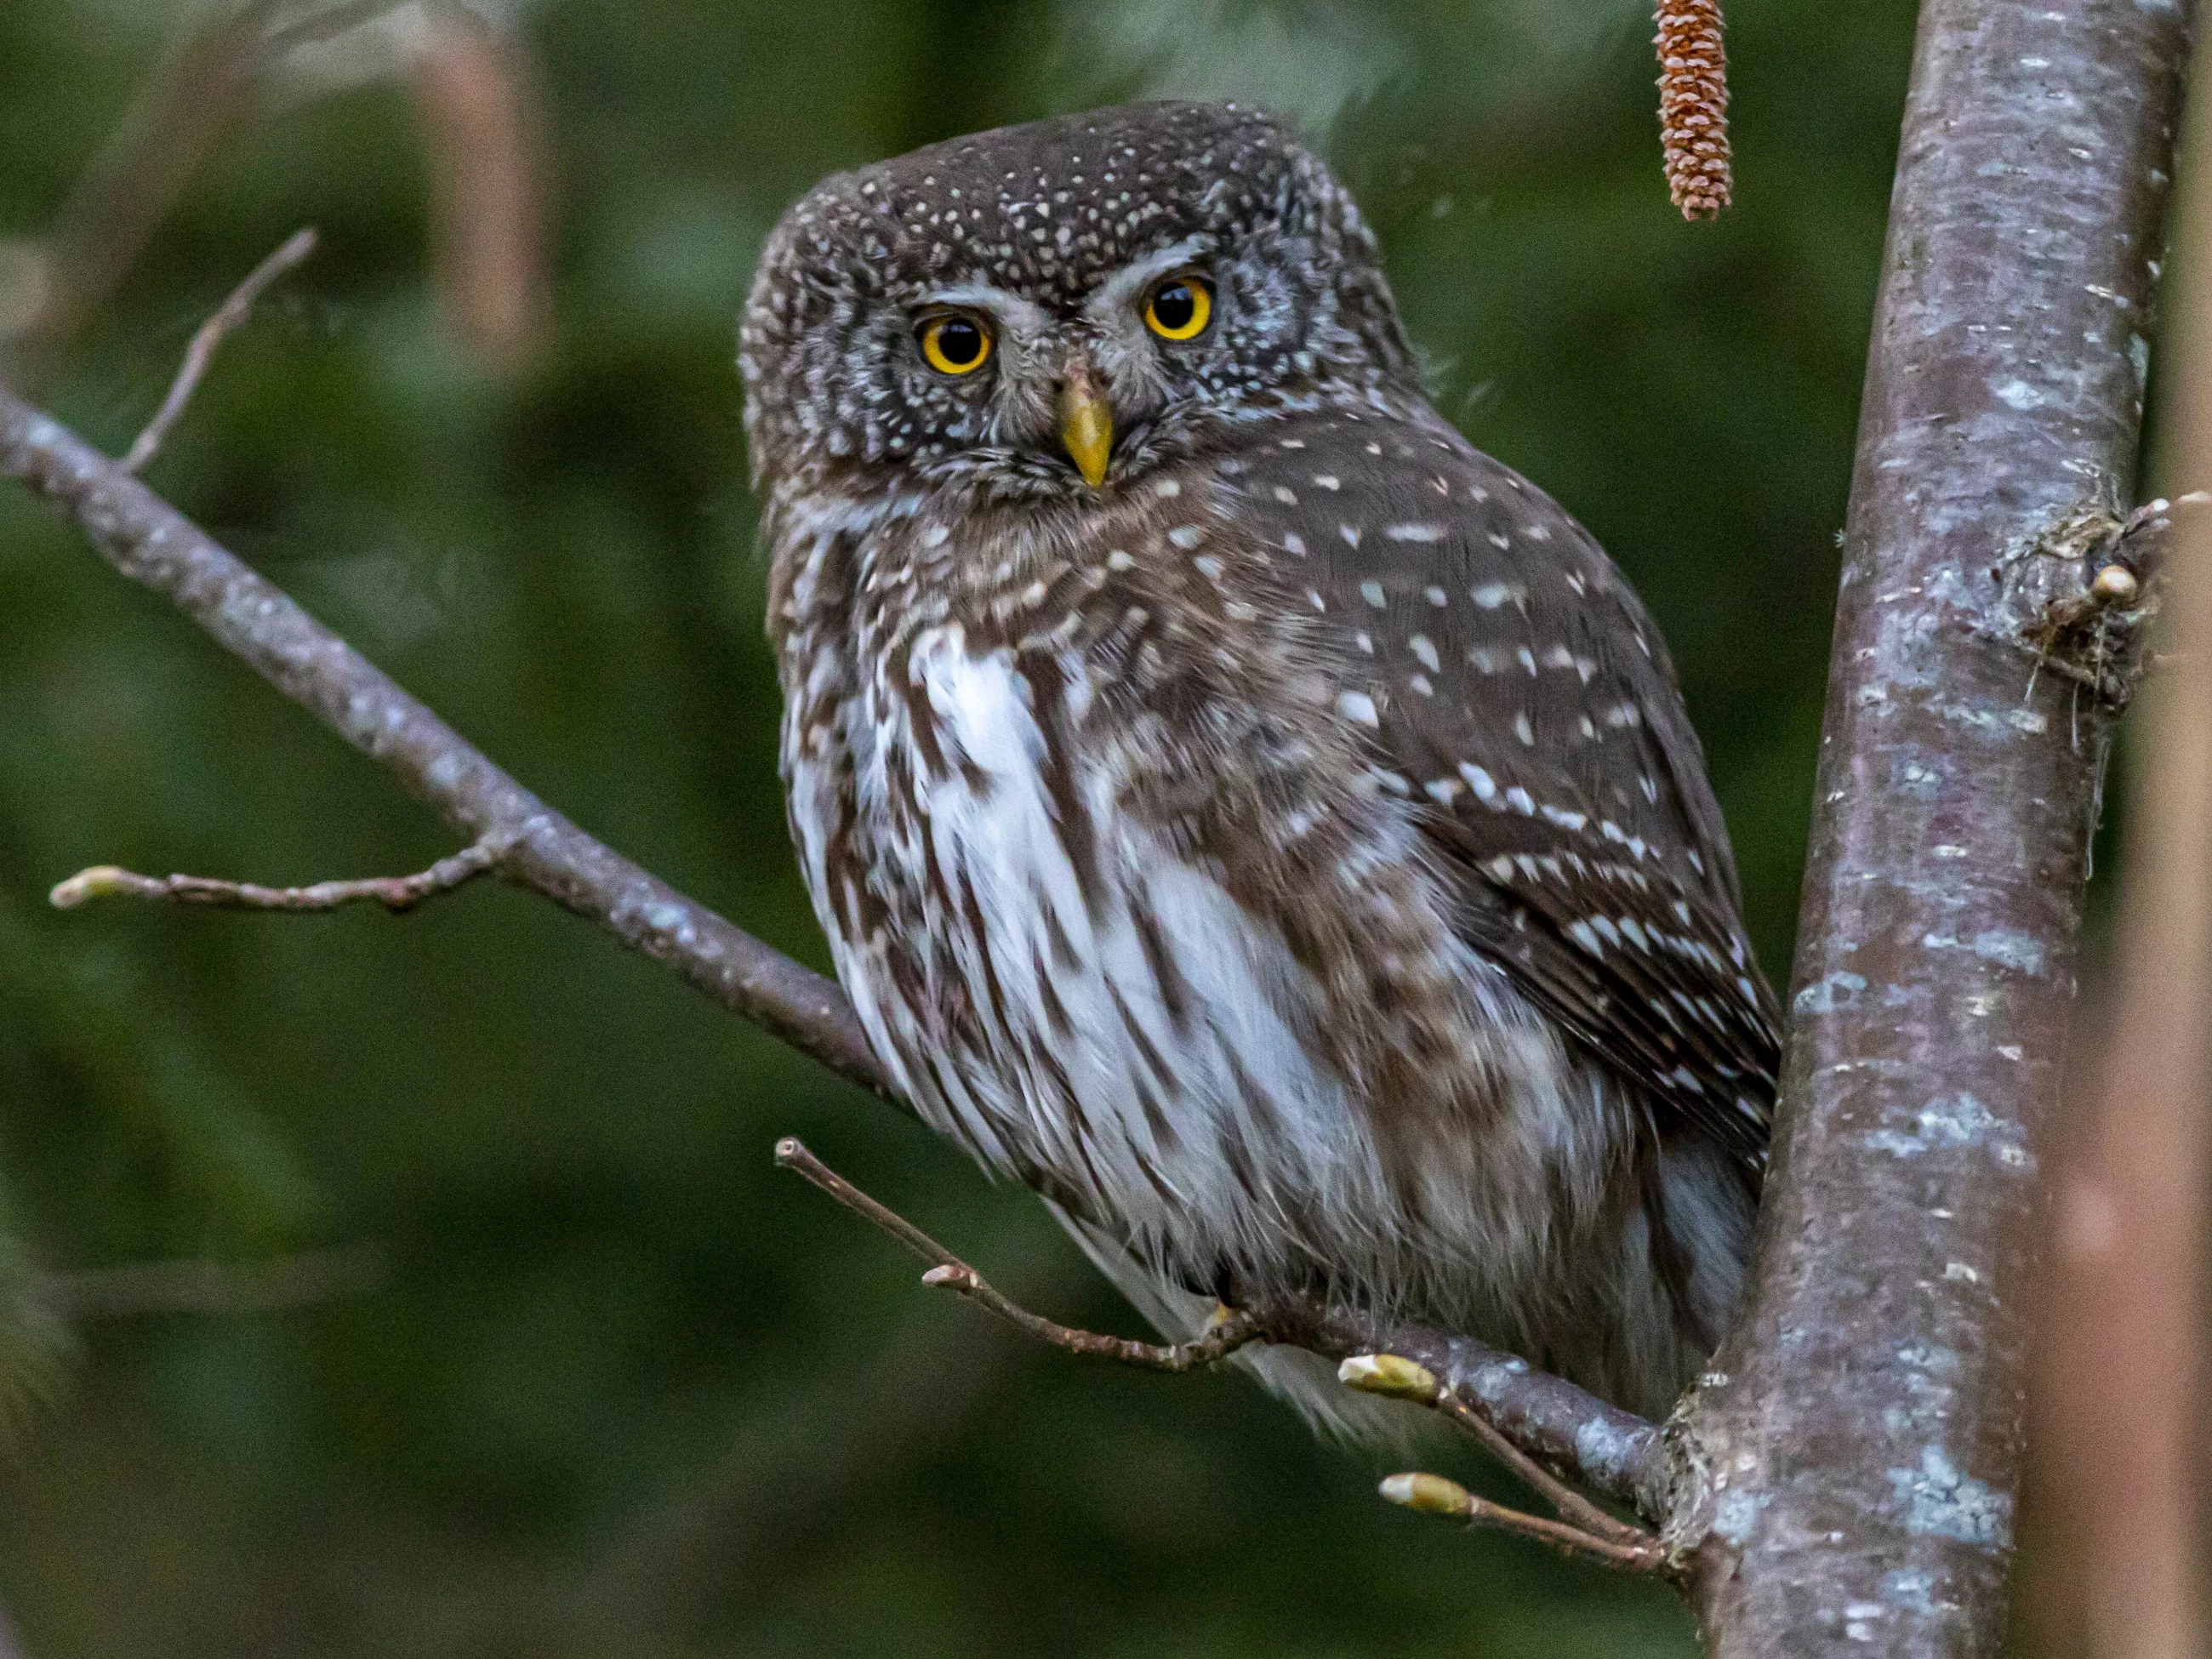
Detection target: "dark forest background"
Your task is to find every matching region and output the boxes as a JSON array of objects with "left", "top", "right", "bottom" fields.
[{"left": 0, "top": 1, "right": 1924, "bottom": 1653}]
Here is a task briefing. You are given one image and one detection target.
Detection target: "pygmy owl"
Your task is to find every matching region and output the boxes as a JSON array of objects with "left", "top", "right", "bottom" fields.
[{"left": 742, "top": 102, "right": 1776, "bottom": 1426}]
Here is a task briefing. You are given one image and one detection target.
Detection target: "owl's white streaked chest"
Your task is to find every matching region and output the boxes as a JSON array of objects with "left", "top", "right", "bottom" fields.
[
  {"left": 790, "top": 600, "right": 1409, "bottom": 1276},
  {"left": 770, "top": 483, "right": 1607, "bottom": 1327}
]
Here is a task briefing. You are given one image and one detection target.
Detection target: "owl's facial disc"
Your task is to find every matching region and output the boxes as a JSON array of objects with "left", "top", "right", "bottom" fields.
[
  {"left": 740, "top": 104, "right": 1426, "bottom": 500},
  {"left": 905, "top": 241, "right": 1222, "bottom": 490}
]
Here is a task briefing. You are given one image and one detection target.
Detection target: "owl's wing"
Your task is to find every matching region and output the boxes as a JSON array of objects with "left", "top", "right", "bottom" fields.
[{"left": 1220, "top": 408, "right": 1777, "bottom": 1171}]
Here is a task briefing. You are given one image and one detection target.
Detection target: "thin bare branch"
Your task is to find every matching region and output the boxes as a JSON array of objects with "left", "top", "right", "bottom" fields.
[
  {"left": 1265, "top": 1304, "right": 1668, "bottom": 1521},
  {"left": 4, "top": 2, "right": 277, "bottom": 377},
  {"left": 1378, "top": 1471, "right": 1673, "bottom": 1573},
  {"left": 775, "top": 1137, "right": 1258, "bottom": 1371},
  {"left": 1339, "top": 1354, "right": 1653, "bottom": 1548},
  {"left": 776, "top": 1135, "right": 1669, "bottom": 1542},
  {"left": 42, "top": 1244, "right": 384, "bottom": 1320},
  {"left": 49, "top": 827, "right": 515, "bottom": 915},
  {"left": 123, "top": 227, "right": 318, "bottom": 471}
]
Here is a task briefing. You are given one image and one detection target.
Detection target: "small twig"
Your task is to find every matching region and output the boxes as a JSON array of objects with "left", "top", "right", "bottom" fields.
[
  {"left": 1379, "top": 1471, "right": 1672, "bottom": 1573},
  {"left": 42, "top": 1244, "right": 384, "bottom": 1320},
  {"left": 1340, "top": 1354, "right": 1654, "bottom": 1548},
  {"left": 1655, "top": 0, "right": 1731, "bottom": 219},
  {"left": 774, "top": 1137, "right": 1258, "bottom": 1371},
  {"left": 123, "top": 227, "right": 318, "bottom": 471},
  {"left": 49, "top": 828, "right": 515, "bottom": 915},
  {"left": 2016, "top": 492, "right": 2209, "bottom": 703}
]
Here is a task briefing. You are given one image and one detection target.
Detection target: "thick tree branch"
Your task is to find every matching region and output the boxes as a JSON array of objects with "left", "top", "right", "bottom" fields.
[
  {"left": 1674, "top": 3, "right": 2194, "bottom": 1651},
  {"left": 0, "top": 382, "right": 1666, "bottom": 1528}
]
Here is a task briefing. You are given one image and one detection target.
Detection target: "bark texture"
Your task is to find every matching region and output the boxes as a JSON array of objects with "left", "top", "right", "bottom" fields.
[{"left": 1678, "top": 2, "right": 2192, "bottom": 1652}]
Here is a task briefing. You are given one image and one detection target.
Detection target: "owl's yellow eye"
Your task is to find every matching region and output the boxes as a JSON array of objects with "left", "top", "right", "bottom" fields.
[
  {"left": 919, "top": 313, "right": 993, "bottom": 375},
  {"left": 1143, "top": 275, "right": 1211, "bottom": 341}
]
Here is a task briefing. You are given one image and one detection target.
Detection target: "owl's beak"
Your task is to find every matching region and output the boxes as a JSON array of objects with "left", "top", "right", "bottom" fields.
[{"left": 1057, "top": 362, "right": 1113, "bottom": 488}]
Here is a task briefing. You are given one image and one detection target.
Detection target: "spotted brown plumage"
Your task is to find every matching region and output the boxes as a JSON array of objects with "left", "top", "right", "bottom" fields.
[
  {"left": 743, "top": 101, "right": 1776, "bottom": 1423},
  {"left": 1223, "top": 412, "right": 1777, "bottom": 1172}
]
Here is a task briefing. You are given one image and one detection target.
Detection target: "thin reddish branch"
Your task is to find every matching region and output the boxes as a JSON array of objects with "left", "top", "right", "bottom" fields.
[
  {"left": 781, "top": 1138, "right": 1666, "bottom": 1569},
  {"left": 1378, "top": 1471, "right": 1672, "bottom": 1573},
  {"left": 49, "top": 830, "right": 511, "bottom": 915},
  {"left": 2043, "top": 76, "right": 2212, "bottom": 1656},
  {"left": 406, "top": 12, "right": 550, "bottom": 368},
  {"left": 123, "top": 227, "right": 317, "bottom": 472},
  {"left": 1656, "top": 0, "right": 1730, "bottom": 219},
  {"left": 776, "top": 1137, "right": 1261, "bottom": 1371},
  {"left": 1340, "top": 1353, "right": 1656, "bottom": 1547}
]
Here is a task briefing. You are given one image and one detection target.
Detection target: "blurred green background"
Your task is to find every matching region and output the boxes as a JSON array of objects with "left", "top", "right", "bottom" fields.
[{"left": 0, "top": 1, "right": 1918, "bottom": 1652}]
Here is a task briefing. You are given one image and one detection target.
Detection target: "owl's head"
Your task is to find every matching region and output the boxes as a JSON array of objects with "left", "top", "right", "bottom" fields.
[{"left": 740, "top": 101, "right": 1417, "bottom": 504}]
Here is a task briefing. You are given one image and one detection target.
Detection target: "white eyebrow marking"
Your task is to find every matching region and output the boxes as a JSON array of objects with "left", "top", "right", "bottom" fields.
[
  {"left": 917, "top": 282, "right": 1053, "bottom": 341},
  {"left": 1080, "top": 235, "right": 1215, "bottom": 325}
]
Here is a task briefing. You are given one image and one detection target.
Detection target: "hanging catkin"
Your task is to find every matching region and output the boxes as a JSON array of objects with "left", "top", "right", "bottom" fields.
[{"left": 1656, "top": 0, "right": 1730, "bottom": 219}]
